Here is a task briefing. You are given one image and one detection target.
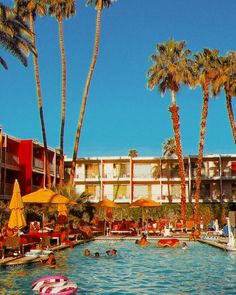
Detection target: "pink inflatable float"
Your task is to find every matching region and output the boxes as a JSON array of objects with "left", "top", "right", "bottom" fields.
[{"left": 32, "top": 275, "right": 77, "bottom": 295}]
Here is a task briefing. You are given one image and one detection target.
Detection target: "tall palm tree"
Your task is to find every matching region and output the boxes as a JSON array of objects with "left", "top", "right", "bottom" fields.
[
  {"left": 48, "top": 0, "right": 76, "bottom": 188},
  {"left": 0, "top": 3, "right": 35, "bottom": 69},
  {"left": 212, "top": 52, "right": 236, "bottom": 144},
  {"left": 69, "top": 0, "right": 113, "bottom": 186},
  {"left": 14, "top": 0, "right": 51, "bottom": 187},
  {"left": 193, "top": 48, "right": 220, "bottom": 224},
  {"left": 162, "top": 137, "right": 176, "bottom": 201},
  {"left": 147, "top": 38, "right": 194, "bottom": 222}
]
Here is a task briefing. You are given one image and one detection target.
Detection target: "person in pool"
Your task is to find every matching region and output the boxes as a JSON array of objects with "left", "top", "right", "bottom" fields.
[
  {"left": 139, "top": 234, "right": 151, "bottom": 247},
  {"left": 182, "top": 242, "right": 188, "bottom": 250},
  {"left": 84, "top": 249, "right": 91, "bottom": 256},
  {"left": 106, "top": 249, "right": 117, "bottom": 256},
  {"left": 94, "top": 252, "right": 100, "bottom": 257},
  {"left": 40, "top": 253, "right": 56, "bottom": 267}
]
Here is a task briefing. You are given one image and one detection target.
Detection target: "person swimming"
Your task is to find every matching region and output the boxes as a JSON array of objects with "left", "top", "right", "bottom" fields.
[
  {"left": 182, "top": 242, "right": 188, "bottom": 250},
  {"left": 139, "top": 234, "right": 151, "bottom": 247},
  {"left": 94, "top": 252, "right": 100, "bottom": 257},
  {"left": 84, "top": 249, "right": 91, "bottom": 256},
  {"left": 106, "top": 249, "right": 117, "bottom": 256},
  {"left": 40, "top": 253, "right": 56, "bottom": 267}
]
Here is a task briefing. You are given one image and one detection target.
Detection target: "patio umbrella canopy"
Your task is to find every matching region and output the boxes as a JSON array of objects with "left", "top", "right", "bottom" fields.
[
  {"left": 22, "top": 188, "right": 77, "bottom": 205},
  {"left": 8, "top": 179, "right": 26, "bottom": 230},
  {"left": 95, "top": 199, "right": 120, "bottom": 234},
  {"left": 96, "top": 199, "right": 120, "bottom": 209},
  {"left": 22, "top": 188, "right": 76, "bottom": 232},
  {"left": 129, "top": 198, "right": 161, "bottom": 229},
  {"left": 129, "top": 198, "right": 161, "bottom": 208}
]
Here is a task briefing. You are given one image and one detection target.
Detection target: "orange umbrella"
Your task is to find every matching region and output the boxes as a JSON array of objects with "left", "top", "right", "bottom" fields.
[
  {"left": 129, "top": 198, "right": 161, "bottom": 228},
  {"left": 8, "top": 179, "right": 26, "bottom": 230},
  {"left": 22, "top": 188, "right": 76, "bottom": 233},
  {"left": 95, "top": 199, "right": 120, "bottom": 235},
  {"left": 22, "top": 188, "right": 77, "bottom": 205},
  {"left": 129, "top": 198, "right": 161, "bottom": 208},
  {"left": 96, "top": 199, "right": 120, "bottom": 208}
]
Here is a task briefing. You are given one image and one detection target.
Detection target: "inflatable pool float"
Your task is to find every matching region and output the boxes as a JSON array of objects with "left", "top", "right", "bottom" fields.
[
  {"left": 32, "top": 275, "right": 77, "bottom": 295},
  {"left": 157, "top": 238, "right": 180, "bottom": 248}
]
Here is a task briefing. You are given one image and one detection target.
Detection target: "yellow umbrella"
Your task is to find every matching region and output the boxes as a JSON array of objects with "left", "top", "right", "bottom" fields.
[
  {"left": 96, "top": 199, "right": 120, "bottom": 208},
  {"left": 95, "top": 199, "right": 120, "bottom": 235},
  {"left": 8, "top": 179, "right": 26, "bottom": 230},
  {"left": 129, "top": 198, "right": 161, "bottom": 228},
  {"left": 129, "top": 198, "right": 161, "bottom": 208},
  {"left": 22, "top": 188, "right": 77, "bottom": 205},
  {"left": 22, "top": 188, "right": 76, "bottom": 233}
]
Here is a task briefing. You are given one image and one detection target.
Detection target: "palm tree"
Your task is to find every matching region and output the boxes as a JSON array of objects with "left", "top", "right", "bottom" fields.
[
  {"left": 0, "top": 3, "right": 35, "bottom": 69},
  {"left": 162, "top": 137, "right": 176, "bottom": 158},
  {"left": 147, "top": 38, "right": 194, "bottom": 222},
  {"left": 59, "top": 186, "right": 95, "bottom": 221},
  {"left": 14, "top": 0, "right": 51, "bottom": 187},
  {"left": 193, "top": 48, "right": 220, "bottom": 224},
  {"left": 48, "top": 0, "right": 76, "bottom": 188},
  {"left": 212, "top": 52, "right": 236, "bottom": 144},
  {"left": 69, "top": 0, "right": 113, "bottom": 186},
  {"left": 128, "top": 149, "right": 138, "bottom": 157},
  {"left": 162, "top": 137, "right": 176, "bottom": 202}
]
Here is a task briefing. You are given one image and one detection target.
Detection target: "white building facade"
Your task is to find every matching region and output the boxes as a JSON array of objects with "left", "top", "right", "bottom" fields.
[{"left": 65, "top": 154, "right": 236, "bottom": 204}]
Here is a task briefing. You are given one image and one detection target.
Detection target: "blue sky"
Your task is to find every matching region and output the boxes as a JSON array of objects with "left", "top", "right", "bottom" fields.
[{"left": 1, "top": 0, "right": 236, "bottom": 157}]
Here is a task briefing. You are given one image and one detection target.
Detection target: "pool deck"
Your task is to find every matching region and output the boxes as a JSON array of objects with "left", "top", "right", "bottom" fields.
[
  {"left": 198, "top": 238, "right": 236, "bottom": 252},
  {"left": 1, "top": 234, "right": 235, "bottom": 266},
  {"left": 0, "top": 239, "right": 92, "bottom": 266}
]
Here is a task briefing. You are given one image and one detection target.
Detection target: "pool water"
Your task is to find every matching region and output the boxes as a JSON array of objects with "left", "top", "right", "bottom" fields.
[{"left": 0, "top": 240, "right": 236, "bottom": 294}]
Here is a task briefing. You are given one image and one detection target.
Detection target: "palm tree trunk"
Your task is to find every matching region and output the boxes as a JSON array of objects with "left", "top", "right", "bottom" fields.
[
  {"left": 30, "top": 14, "right": 51, "bottom": 188},
  {"left": 194, "top": 82, "right": 209, "bottom": 224},
  {"left": 59, "top": 16, "right": 66, "bottom": 188},
  {"left": 169, "top": 90, "right": 186, "bottom": 222},
  {"left": 69, "top": 0, "right": 102, "bottom": 186},
  {"left": 225, "top": 89, "right": 236, "bottom": 144}
]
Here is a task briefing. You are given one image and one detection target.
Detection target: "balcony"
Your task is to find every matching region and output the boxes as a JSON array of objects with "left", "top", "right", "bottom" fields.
[
  {"left": 2, "top": 152, "right": 19, "bottom": 166},
  {"left": 85, "top": 173, "right": 100, "bottom": 179},
  {"left": 33, "top": 157, "right": 44, "bottom": 170},
  {"left": 0, "top": 182, "right": 14, "bottom": 195}
]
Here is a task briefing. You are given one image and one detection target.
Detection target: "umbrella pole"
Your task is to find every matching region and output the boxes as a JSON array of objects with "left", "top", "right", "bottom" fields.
[{"left": 104, "top": 209, "right": 106, "bottom": 236}]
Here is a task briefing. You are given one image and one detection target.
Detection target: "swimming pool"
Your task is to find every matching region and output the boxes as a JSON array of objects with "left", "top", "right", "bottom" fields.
[{"left": 1, "top": 240, "right": 236, "bottom": 294}]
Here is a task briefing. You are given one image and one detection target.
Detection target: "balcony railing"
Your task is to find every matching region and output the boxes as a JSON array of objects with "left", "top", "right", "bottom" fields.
[
  {"left": 2, "top": 152, "right": 19, "bottom": 166},
  {"left": 33, "top": 157, "right": 44, "bottom": 170},
  {"left": 0, "top": 182, "right": 14, "bottom": 195}
]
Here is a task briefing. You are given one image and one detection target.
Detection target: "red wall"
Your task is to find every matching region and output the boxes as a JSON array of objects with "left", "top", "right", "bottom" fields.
[{"left": 18, "top": 140, "right": 33, "bottom": 195}]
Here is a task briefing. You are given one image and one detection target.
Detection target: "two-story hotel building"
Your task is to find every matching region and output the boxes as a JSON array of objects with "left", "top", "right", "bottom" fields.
[
  {"left": 65, "top": 155, "right": 236, "bottom": 204},
  {"left": 0, "top": 127, "right": 61, "bottom": 200}
]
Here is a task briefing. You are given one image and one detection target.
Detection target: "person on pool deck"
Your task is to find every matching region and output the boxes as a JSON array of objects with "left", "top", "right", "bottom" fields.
[
  {"left": 40, "top": 253, "right": 56, "bottom": 266},
  {"left": 84, "top": 249, "right": 91, "bottom": 256}
]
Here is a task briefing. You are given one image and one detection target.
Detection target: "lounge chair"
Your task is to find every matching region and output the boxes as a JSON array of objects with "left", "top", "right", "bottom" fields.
[
  {"left": 40, "top": 236, "right": 51, "bottom": 249},
  {"left": 4, "top": 236, "right": 21, "bottom": 256}
]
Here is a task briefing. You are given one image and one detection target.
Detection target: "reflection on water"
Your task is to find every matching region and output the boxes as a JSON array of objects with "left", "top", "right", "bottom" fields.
[{"left": 0, "top": 241, "right": 236, "bottom": 294}]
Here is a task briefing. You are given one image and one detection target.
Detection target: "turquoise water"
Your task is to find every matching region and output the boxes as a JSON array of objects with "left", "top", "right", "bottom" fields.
[{"left": 0, "top": 240, "right": 236, "bottom": 294}]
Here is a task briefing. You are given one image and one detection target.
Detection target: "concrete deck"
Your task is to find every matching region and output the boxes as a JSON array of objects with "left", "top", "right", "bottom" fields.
[
  {"left": 198, "top": 238, "right": 236, "bottom": 252},
  {"left": 0, "top": 239, "right": 92, "bottom": 266}
]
